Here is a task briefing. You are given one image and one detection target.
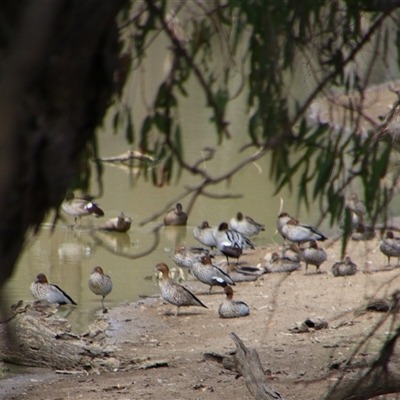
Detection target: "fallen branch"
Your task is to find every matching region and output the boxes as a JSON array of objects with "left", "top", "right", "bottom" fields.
[
  {"left": 0, "top": 300, "right": 112, "bottom": 369},
  {"left": 229, "top": 332, "right": 285, "bottom": 400}
]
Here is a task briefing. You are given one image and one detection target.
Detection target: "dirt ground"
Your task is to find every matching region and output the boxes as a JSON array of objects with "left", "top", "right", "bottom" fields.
[{"left": 3, "top": 236, "right": 400, "bottom": 400}]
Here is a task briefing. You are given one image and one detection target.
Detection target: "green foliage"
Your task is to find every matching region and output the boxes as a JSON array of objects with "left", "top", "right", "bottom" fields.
[{"left": 112, "top": 0, "right": 400, "bottom": 238}]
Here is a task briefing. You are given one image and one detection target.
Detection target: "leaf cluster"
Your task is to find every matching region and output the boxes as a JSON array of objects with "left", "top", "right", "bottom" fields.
[{"left": 111, "top": 0, "right": 400, "bottom": 241}]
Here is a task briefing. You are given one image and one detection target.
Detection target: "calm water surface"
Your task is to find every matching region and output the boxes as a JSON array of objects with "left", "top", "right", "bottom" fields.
[
  {"left": 4, "top": 18, "right": 400, "bottom": 334},
  {"left": 2, "top": 130, "right": 335, "bottom": 333}
]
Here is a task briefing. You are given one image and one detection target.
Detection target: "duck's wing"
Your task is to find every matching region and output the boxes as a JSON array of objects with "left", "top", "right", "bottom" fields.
[
  {"left": 245, "top": 216, "right": 265, "bottom": 230},
  {"left": 50, "top": 283, "right": 77, "bottom": 305},
  {"left": 212, "top": 264, "right": 235, "bottom": 285},
  {"left": 175, "top": 282, "right": 208, "bottom": 308},
  {"left": 299, "top": 223, "right": 327, "bottom": 241}
]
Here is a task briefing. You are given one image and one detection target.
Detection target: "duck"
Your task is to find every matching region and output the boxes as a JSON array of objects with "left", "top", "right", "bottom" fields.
[
  {"left": 164, "top": 203, "right": 188, "bottom": 226},
  {"left": 88, "top": 266, "right": 113, "bottom": 310},
  {"left": 380, "top": 231, "right": 400, "bottom": 266},
  {"left": 30, "top": 273, "right": 77, "bottom": 305},
  {"left": 214, "top": 222, "right": 254, "bottom": 265},
  {"left": 155, "top": 263, "right": 208, "bottom": 316},
  {"left": 301, "top": 240, "right": 327, "bottom": 273},
  {"left": 339, "top": 193, "right": 366, "bottom": 232},
  {"left": 99, "top": 212, "right": 132, "bottom": 233},
  {"left": 282, "top": 243, "right": 302, "bottom": 262},
  {"left": 339, "top": 210, "right": 362, "bottom": 232},
  {"left": 62, "top": 192, "right": 104, "bottom": 227},
  {"left": 264, "top": 252, "right": 301, "bottom": 273},
  {"left": 281, "top": 218, "right": 327, "bottom": 245},
  {"left": 193, "top": 221, "right": 218, "bottom": 250},
  {"left": 230, "top": 212, "right": 265, "bottom": 237},
  {"left": 224, "top": 263, "right": 266, "bottom": 282},
  {"left": 346, "top": 193, "right": 366, "bottom": 218},
  {"left": 173, "top": 245, "right": 212, "bottom": 268},
  {"left": 192, "top": 255, "right": 235, "bottom": 293},
  {"left": 218, "top": 285, "right": 250, "bottom": 318},
  {"left": 351, "top": 223, "right": 375, "bottom": 241},
  {"left": 276, "top": 212, "right": 292, "bottom": 243},
  {"left": 331, "top": 256, "right": 357, "bottom": 276}
]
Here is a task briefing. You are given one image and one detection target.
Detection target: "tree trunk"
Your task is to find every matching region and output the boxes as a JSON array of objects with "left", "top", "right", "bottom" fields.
[{"left": 0, "top": 0, "right": 127, "bottom": 297}]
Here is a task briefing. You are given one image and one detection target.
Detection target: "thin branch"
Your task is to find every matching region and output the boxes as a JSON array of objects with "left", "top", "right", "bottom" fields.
[
  {"left": 147, "top": 0, "right": 232, "bottom": 139},
  {"left": 89, "top": 225, "right": 161, "bottom": 260}
]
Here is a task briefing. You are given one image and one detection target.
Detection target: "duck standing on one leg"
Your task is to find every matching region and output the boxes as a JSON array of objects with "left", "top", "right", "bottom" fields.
[
  {"left": 62, "top": 192, "right": 104, "bottom": 228},
  {"left": 155, "top": 263, "right": 208, "bottom": 316},
  {"left": 88, "top": 266, "right": 113, "bottom": 312},
  {"left": 380, "top": 231, "right": 400, "bottom": 266}
]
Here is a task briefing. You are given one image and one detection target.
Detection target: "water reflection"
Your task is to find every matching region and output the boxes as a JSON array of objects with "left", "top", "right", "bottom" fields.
[
  {"left": 7, "top": 24, "right": 400, "bottom": 336},
  {"left": 163, "top": 226, "right": 187, "bottom": 247},
  {"left": 95, "top": 231, "right": 132, "bottom": 253}
]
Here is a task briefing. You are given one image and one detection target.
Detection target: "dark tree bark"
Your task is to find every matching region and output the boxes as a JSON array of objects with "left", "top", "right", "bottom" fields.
[{"left": 0, "top": 0, "right": 127, "bottom": 296}]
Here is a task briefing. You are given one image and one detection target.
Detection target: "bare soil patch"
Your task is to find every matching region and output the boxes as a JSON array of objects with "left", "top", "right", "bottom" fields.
[{"left": 3, "top": 237, "right": 400, "bottom": 400}]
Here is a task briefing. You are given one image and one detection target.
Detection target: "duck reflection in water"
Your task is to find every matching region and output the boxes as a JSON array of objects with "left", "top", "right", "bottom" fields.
[
  {"left": 164, "top": 225, "right": 187, "bottom": 247},
  {"left": 95, "top": 231, "right": 132, "bottom": 253}
]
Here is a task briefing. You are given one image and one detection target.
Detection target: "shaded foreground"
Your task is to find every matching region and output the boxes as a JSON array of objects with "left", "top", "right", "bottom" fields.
[{"left": 3, "top": 237, "right": 400, "bottom": 400}]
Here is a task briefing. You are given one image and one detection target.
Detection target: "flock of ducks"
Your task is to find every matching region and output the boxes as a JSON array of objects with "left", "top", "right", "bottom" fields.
[
  {"left": 30, "top": 267, "right": 112, "bottom": 311},
  {"left": 28, "top": 194, "right": 400, "bottom": 321},
  {"left": 61, "top": 192, "right": 132, "bottom": 232}
]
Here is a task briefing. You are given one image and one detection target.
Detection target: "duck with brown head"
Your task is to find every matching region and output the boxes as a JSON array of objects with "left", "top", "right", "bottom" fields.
[
  {"left": 88, "top": 266, "right": 113, "bottom": 311},
  {"left": 192, "top": 255, "right": 235, "bottom": 294},
  {"left": 214, "top": 222, "right": 254, "bottom": 265},
  {"left": 99, "top": 212, "right": 132, "bottom": 233},
  {"left": 173, "top": 245, "right": 211, "bottom": 268},
  {"left": 281, "top": 218, "right": 327, "bottom": 245},
  {"left": 331, "top": 256, "right": 357, "bottom": 277},
  {"left": 30, "top": 273, "right": 77, "bottom": 305},
  {"left": 62, "top": 192, "right": 104, "bottom": 228},
  {"left": 218, "top": 285, "right": 249, "bottom": 318},
  {"left": 264, "top": 252, "right": 301, "bottom": 273},
  {"left": 155, "top": 263, "right": 207, "bottom": 316},
  {"left": 230, "top": 212, "right": 265, "bottom": 237},
  {"left": 380, "top": 231, "right": 400, "bottom": 266},
  {"left": 276, "top": 212, "right": 292, "bottom": 244},
  {"left": 301, "top": 240, "right": 327, "bottom": 273},
  {"left": 164, "top": 203, "right": 188, "bottom": 226},
  {"left": 193, "top": 221, "right": 218, "bottom": 250}
]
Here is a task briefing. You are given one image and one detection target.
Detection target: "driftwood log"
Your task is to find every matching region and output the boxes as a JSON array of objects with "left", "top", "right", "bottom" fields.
[
  {"left": 204, "top": 332, "right": 285, "bottom": 400},
  {"left": 205, "top": 331, "right": 400, "bottom": 400},
  {"left": 0, "top": 300, "right": 115, "bottom": 370},
  {"left": 0, "top": 300, "right": 168, "bottom": 372},
  {"left": 0, "top": 300, "right": 169, "bottom": 372}
]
